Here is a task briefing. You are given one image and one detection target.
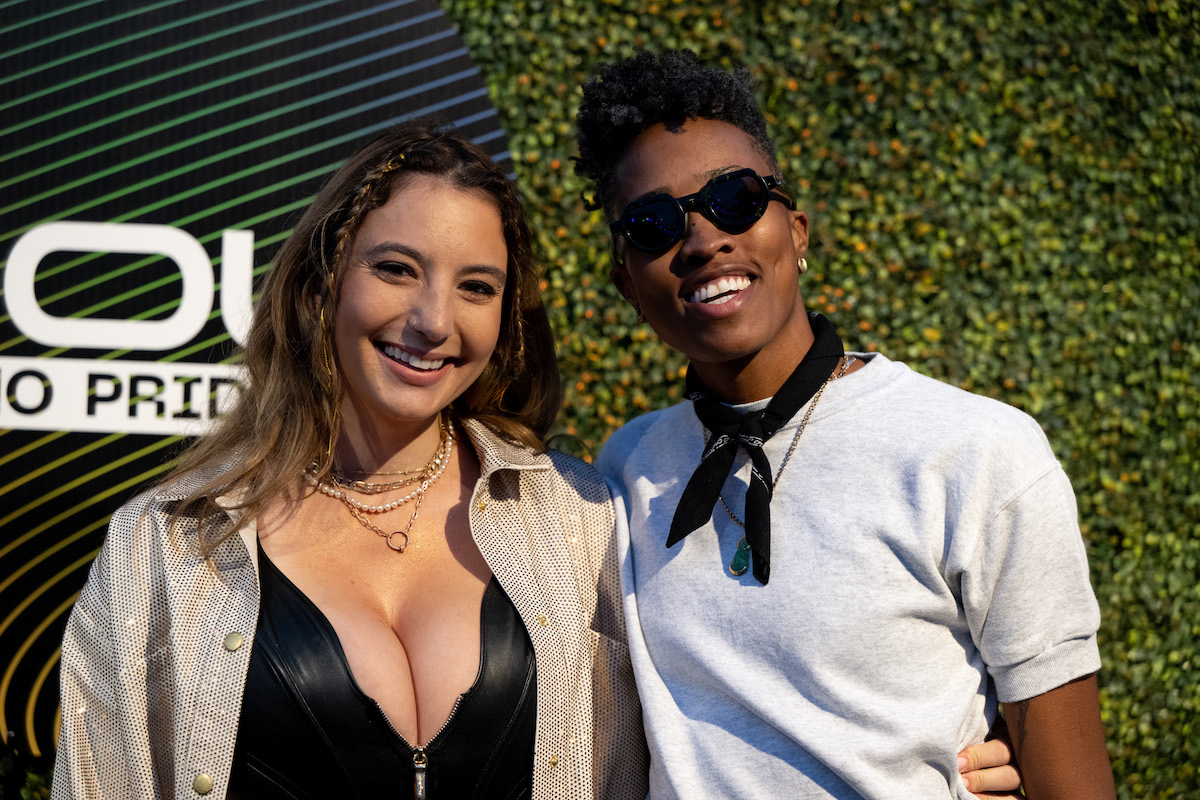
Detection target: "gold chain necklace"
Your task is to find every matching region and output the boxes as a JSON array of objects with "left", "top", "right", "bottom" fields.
[
  {"left": 304, "top": 416, "right": 454, "bottom": 552},
  {"left": 716, "top": 356, "right": 854, "bottom": 575},
  {"left": 330, "top": 419, "right": 452, "bottom": 494}
]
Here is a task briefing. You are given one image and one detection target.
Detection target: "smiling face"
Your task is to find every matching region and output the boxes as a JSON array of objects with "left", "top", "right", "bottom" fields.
[
  {"left": 610, "top": 118, "right": 813, "bottom": 401},
  {"left": 334, "top": 174, "right": 508, "bottom": 439}
]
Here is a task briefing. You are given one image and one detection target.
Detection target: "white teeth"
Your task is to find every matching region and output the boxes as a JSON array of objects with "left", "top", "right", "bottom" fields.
[
  {"left": 688, "top": 275, "right": 750, "bottom": 304},
  {"left": 383, "top": 345, "right": 445, "bottom": 371}
]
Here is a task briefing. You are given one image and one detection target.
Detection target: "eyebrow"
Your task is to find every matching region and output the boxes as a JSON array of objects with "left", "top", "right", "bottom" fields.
[
  {"left": 362, "top": 241, "right": 507, "bottom": 281},
  {"left": 631, "top": 164, "right": 746, "bottom": 203},
  {"left": 461, "top": 263, "right": 508, "bottom": 283},
  {"left": 362, "top": 241, "right": 422, "bottom": 263}
]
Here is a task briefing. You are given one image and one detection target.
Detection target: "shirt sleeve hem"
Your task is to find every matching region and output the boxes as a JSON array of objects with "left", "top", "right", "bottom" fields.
[{"left": 992, "top": 634, "right": 1102, "bottom": 703}]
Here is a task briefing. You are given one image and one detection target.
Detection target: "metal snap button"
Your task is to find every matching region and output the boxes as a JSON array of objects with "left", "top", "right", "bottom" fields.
[
  {"left": 223, "top": 632, "right": 244, "bottom": 652},
  {"left": 193, "top": 773, "right": 214, "bottom": 794}
]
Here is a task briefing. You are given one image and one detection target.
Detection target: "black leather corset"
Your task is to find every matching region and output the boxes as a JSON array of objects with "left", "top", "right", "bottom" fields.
[{"left": 227, "top": 543, "right": 537, "bottom": 800}]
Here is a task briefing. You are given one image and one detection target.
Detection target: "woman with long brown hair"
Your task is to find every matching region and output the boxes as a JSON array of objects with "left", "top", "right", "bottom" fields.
[{"left": 52, "top": 121, "right": 646, "bottom": 800}]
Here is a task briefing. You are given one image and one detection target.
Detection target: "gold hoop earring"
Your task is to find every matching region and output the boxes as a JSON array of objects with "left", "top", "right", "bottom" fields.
[{"left": 798, "top": 257, "right": 809, "bottom": 275}]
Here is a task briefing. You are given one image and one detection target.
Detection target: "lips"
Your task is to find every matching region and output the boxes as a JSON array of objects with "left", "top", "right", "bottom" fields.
[
  {"left": 686, "top": 275, "right": 751, "bottom": 305},
  {"left": 380, "top": 343, "right": 447, "bottom": 371}
]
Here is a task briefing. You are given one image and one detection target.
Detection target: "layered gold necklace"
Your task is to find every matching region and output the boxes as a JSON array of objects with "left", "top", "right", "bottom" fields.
[{"left": 304, "top": 416, "right": 453, "bottom": 552}]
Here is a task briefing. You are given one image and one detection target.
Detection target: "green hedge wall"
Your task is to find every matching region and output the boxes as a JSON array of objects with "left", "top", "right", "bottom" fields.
[{"left": 444, "top": 0, "right": 1199, "bottom": 796}]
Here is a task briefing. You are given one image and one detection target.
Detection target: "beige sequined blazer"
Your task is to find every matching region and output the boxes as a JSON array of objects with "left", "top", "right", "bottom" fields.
[{"left": 52, "top": 419, "right": 648, "bottom": 800}]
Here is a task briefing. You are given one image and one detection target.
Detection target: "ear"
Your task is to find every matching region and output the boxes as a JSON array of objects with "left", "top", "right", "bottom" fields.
[
  {"left": 790, "top": 209, "right": 810, "bottom": 259},
  {"left": 609, "top": 258, "right": 640, "bottom": 315}
]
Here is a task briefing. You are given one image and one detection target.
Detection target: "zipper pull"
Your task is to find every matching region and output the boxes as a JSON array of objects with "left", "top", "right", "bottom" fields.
[{"left": 413, "top": 750, "right": 428, "bottom": 799}]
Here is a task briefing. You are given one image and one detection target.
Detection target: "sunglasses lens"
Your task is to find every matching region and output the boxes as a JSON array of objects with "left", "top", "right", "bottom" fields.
[
  {"left": 616, "top": 172, "right": 779, "bottom": 254},
  {"left": 623, "top": 200, "right": 683, "bottom": 252},
  {"left": 708, "top": 174, "right": 769, "bottom": 226}
]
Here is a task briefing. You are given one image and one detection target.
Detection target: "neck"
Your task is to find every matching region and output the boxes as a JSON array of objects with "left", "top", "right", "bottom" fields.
[
  {"left": 689, "top": 309, "right": 816, "bottom": 404},
  {"left": 335, "top": 402, "right": 448, "bottom": 475}
]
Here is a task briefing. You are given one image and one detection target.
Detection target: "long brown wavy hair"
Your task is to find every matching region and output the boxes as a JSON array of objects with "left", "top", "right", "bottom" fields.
[{"left": 168, "top": 120, "right": 561, "bottom": 550}]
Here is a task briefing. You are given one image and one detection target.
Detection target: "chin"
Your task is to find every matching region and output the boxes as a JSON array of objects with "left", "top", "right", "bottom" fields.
[{"left": 667, "top": 329, "right": 766, "bottom": 366}]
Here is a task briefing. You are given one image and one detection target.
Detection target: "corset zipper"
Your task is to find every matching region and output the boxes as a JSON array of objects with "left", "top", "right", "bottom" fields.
[
  {"left": 413, "top": 750, "right": 428, "bottom": 799},
  {"left": 376, "top": 694, "right": 466, "bottom": 799}
]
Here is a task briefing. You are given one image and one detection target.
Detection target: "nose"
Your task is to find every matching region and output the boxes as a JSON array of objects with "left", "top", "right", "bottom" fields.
[
  {"left": 407, "top": 284, "right": 452, "bottom": 344},
  {"left": 676, "top": 209, "right": 734, "bottom": 263}
]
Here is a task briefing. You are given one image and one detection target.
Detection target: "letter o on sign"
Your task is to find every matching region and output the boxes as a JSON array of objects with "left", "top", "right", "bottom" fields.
[
  {"left": 7, "top": 370, "right": 52, "bottom": 414},
  {"left": 5, "top": 221, "right": 215, "bottom": 350}
]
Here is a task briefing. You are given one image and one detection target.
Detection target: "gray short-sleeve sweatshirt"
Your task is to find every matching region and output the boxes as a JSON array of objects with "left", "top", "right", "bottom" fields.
[{"left": 597, "top": 352, "right": 1101, "bottom": 799}]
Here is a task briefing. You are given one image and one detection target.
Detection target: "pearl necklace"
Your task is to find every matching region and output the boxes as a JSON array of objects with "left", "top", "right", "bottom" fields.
[
  {"left": 304, "top": 417, "right": 454, "bottom": 552},
  {"left": 330, "top": 422, "right": 452, "bottom": 494}
]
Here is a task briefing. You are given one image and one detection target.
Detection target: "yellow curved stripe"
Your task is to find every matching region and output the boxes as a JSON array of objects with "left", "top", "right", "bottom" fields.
[
  {"left": 0, "top": 435, "right": 179, "bottom": 530},
  {"left": 0, "top": 429, "right": 69, "bottom": 469},
  {"left": 0, "top": 548, "right": 100, "bottom": 644},
  {"left": 0, "top": 438, "right": 179, "bottom": 559},
  {"left": 26, "top": 645, "right": 64, "bottom": 758},
  {"left": 0, "top": 592, "right": 78, "bottom": 750},
  {"left": 0, "top": 515, "right": 106, "bottom": 598},
  {"left": 0, "top": 431, "right": 124, "bottom": 495},
  {"left": 0, "top": 337, "right": 244, "bottom": 486}
]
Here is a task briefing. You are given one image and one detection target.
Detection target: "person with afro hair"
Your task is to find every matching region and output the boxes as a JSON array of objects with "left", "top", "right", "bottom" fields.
[{"left": 579, "top": 49, "right": 1114, "bottom": 800}]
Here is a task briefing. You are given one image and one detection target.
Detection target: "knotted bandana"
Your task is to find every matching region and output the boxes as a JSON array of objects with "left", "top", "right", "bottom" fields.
[{"left": 667, "top": 312, "right": 844, "bottom": 584}]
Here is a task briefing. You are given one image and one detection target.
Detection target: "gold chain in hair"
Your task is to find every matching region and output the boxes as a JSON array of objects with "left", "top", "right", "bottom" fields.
[
  {"left": 331, "top": 152, "right": 406, "bottom": 277},
  {"left": 511, "top": 277, "right": 525, "bottom": 371},
  {"left": 320, "top": 266, "right": 337, "bottom": 380},
  {"left": 319, "top": 302, "right": 337, "bottom": 457},
  {"left": 320, "top": 152, "right": 408, "bottom": 453},
  {"left": 379, "top": 153, "right": 405, "bottom": 176}
]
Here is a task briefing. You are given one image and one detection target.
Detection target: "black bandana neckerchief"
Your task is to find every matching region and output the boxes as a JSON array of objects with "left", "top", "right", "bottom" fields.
[{"left": 667, "top": 312, "right": 844, "bottom": 585}]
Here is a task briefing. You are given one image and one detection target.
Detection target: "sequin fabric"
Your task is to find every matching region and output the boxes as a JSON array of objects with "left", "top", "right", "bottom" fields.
[{"left": 52, "top": 419, "right": 648, "bottom": 799}]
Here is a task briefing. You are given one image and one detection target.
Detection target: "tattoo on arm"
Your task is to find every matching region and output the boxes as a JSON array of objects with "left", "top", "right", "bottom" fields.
[{"left": 1013, "top": 698, "right": 1031, "bottom": 759}]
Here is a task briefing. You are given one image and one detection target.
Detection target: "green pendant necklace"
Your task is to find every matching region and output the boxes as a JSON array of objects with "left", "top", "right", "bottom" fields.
[
  {"left": 719, "top": 356, "right": 854, "bottom": 576},
  {"left": 729, "top": 536, "right": 752, "bottom": 576}
]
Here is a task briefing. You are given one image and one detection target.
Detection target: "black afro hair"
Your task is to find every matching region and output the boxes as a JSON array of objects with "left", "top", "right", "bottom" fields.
[{"left": 574, "top": 49, "right": 778, "bottom": 215}]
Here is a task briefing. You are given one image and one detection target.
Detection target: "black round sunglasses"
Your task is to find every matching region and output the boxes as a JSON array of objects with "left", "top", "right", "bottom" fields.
[{"left": 609, "top": 168, "right": 796, "bottom": 254}]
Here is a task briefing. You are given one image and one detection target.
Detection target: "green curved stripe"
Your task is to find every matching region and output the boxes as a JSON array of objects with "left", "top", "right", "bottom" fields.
[
  {"left": 0, "top": 0, "right": 335, "bottom": 93},
  {"left": 0, "top": 59, "right": 477, "bottom": 228},
  {"left": 0, "top": 6, "right": 444, "bottom": 158},
  {"left": 1, "top": 0, "right": 187, "bottom": 59},
  {"left": 0, "top": 0, "right": 111, "bottom": 35},
  {"left": 0, "top": 208, "right": 299, "bottom": 333}
]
